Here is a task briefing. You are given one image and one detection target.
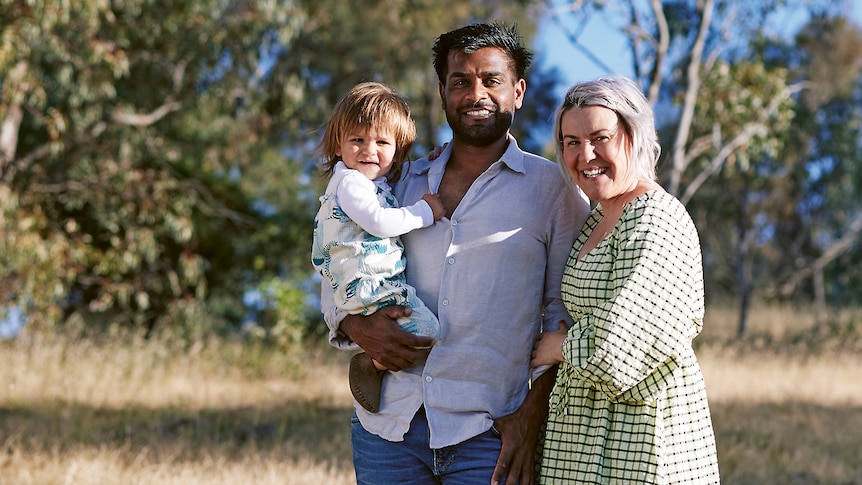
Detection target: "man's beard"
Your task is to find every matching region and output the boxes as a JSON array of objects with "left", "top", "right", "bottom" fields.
[{"left": 445, "top": 104, "right": 513, "bottom": 147}]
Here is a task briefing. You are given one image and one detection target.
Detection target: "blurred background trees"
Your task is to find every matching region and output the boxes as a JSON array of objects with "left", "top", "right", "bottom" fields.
[
  {"left": 1, "top": 0, "right": 860, "bottom": 341},
  {"left": 0, "top": 0, "right": 313, "bottom": 336}
]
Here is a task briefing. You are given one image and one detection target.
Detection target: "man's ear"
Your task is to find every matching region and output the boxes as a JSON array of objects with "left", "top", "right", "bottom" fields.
[
  {"left": 438, "top": 81, "right": 446, "bottom": 110},
  {"left": 514, "top": 78, "right": 526, "bottom": 110}
]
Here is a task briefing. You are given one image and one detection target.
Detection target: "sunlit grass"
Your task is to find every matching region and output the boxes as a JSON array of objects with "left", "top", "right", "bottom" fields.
[
  {"left": 1, "top": 304, "right": 861, "bottom": 484},
  {"left": 699, "top": 304, "right": 862, "bottom": 484},
  {"left": 0, "top": 328, "right": 357, "bottom": 485}
]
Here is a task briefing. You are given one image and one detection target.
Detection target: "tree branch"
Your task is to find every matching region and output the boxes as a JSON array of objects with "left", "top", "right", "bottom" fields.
[
  {"left": 0, "top": 103, "right": 23, "bottom": 177},
  {"left": 111, "top": 55, "right": 188, "bottom": 127},
  {"left": 546, "top": 2, "right": 618, "bottom": 75},
  {"left": 111, "top": 101, "right": 182, "bottom": 127},
  {"left": 679, "top": 82, "right": 808, "bottom": 205},
  {"left": 679, "top": 122, "right": 765, "bottom": 205},
  {"left": 645, "top": 0, "right": 669, "bottom": 105},
  {"left": 0, "top": 61, "right": 30, "bottom": 178},
  {"left": 668, "top": 0, "right": 714, "bottom": 196},
  {"left": 772, "top": 215, "right": 862, "bottom": 298}
]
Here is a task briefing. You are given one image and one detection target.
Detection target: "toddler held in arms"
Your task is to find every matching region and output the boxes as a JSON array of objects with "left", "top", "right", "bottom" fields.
[{"left": 311, "top": 82, "right": 444, "bottom": 413}]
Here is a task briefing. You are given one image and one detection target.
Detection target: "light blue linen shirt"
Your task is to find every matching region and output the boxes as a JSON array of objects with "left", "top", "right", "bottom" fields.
[{"left": 322, "top": 136, "right": 589, "bottom": 448}]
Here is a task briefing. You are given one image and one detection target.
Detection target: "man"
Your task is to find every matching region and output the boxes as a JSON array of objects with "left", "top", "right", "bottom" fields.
[{"left": 321, "top": 22, "right": 590, "bottom": 484}]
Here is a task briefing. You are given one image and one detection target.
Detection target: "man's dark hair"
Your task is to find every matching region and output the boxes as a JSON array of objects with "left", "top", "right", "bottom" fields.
[{"left": 432, "top": 22, "right": 533, "bottom": 83}]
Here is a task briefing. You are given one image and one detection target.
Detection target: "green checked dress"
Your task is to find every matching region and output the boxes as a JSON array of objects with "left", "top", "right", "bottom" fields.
[{"left": 538, "top": 190, "right": 719, "bottom": 484}]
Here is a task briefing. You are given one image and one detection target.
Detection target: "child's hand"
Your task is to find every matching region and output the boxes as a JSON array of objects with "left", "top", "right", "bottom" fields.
[
  {"left": 422, "top": 193, "right": 446, "bottom": 221},
  {"left": 530, "top": 320, "right": 568, "bottom": 367},
  {"left": 427, "top": 142, "right": 448, "bottom": 161}
]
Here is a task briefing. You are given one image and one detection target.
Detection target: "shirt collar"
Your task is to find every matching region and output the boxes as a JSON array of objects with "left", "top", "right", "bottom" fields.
[{"left": 405, "top": 134, "right": 527, "bottom": 177}]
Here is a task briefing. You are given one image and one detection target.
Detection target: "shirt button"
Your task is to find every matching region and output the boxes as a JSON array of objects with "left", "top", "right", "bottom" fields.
[
  {"left": 447, "top": 257, "right": 455, "bottom": 264},
  {"left": 442, "top": 299, "right": 449, "bottom": 306},
  {"left": 425, "top": 376, "right": 432, "bottom": 382},
  {"left": 451, "top": 219, "right": 458, "bottom": 225}
]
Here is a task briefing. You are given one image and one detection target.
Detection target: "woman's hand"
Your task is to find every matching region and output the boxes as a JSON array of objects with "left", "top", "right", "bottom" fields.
[{"left": 530, "top": 320, "right": 568, "bottom": 367}]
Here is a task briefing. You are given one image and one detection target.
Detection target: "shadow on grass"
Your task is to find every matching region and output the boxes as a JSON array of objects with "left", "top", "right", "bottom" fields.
[
  {"left": 0, "top": 399, "right": 355, "bottom": 464},
  {"left": 7, "top": 396, "right": 860, "bottom": 484},
  {"left": 711, "top": 400, "right": 862, "bottom": 485}
]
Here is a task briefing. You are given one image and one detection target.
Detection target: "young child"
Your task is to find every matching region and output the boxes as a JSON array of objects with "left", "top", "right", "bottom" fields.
[{"left": 311, "top": 82, "right": 444, "bottom": 414}]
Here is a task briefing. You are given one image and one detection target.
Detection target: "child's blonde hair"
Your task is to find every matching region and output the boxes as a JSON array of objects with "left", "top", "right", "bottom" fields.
[{"left": 318, "top": 82, "right": 417, "bottom": 182}]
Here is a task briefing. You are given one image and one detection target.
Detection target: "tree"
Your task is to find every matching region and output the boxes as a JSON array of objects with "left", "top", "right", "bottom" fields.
[
  {"left": 769, "top": 16, "right": 862, "bottom": 310},
  {"left": 0, "top": 0, "right": 310, "bottom": 333}
]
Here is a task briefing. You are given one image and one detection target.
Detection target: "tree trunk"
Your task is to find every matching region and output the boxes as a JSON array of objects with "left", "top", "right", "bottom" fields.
[
  {"left": 736, "top": 180, "right": 752, "bottom": 338},
  {"left": 813, "top": 266, "right": 825, "bottom": 326}
]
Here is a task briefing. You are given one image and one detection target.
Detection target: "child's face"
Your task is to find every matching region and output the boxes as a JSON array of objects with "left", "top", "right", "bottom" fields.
[{"left": 337, "top": 125, "right": 397, "bottom": 180}]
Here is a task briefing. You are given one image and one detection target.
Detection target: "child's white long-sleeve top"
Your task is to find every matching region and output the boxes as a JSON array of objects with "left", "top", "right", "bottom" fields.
[{"left": 311, "top": 161, "right": 434, "bottom": 315}]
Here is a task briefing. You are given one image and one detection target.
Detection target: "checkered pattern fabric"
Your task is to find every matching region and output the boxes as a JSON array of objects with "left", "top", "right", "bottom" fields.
[{"left": 538, "top": 190, "right": 720, "bottom": 484}]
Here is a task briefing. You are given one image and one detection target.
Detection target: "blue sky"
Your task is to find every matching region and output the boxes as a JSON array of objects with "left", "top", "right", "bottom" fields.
[{"left": 535, "top": 0, "right": 862, "bottom": 97}]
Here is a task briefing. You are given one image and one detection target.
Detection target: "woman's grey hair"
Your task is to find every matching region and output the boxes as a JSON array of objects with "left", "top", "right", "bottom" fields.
[{"left": 552, "top": 75, "right": 660, "bottom": 190}]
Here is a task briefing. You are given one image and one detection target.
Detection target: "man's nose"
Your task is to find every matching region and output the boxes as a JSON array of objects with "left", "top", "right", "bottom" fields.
[{"left": 467, "top": 82, "right": 487, "bottom": 103}]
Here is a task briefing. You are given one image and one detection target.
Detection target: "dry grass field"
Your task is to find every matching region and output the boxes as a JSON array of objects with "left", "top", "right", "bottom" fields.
[{"left": 1, "top": 305, "right": 861, "bottom": 484}]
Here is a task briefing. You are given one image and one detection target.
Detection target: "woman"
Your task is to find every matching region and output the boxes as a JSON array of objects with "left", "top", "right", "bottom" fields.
[{"left": 531, "top": 76, "right": 720, "bottom": 484}]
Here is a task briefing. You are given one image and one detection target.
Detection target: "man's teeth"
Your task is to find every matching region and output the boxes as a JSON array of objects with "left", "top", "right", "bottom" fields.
[
  {"left": 466, "top": 109, "right": 490, "bottom": 116},
  {"left": 583, "top": 168, "right": 606, "bottom": 177}
]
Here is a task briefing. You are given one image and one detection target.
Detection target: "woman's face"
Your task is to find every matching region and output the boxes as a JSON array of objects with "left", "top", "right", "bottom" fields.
[{"left": 559, "top": 105, "right": 638, "bottom": 204}]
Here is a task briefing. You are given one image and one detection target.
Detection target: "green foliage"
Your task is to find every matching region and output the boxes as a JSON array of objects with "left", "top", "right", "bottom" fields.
[
  {"left": 783, "top": 16, "right": 862, "bottom": 304},
  {"left": 0, "top": 0, "right": 310, "bottom": 331},
  {"left": 249, "top": 276, "right": 322, "bottom": 354},
  {"left": 694, "top": 61, "right": 795, "bottom": 170},
  {"left": 685, "top": 60, "right": 798, "bottom": 299},
  {"left": 654, "top": 2, "right": 861, "bottom": 309}
]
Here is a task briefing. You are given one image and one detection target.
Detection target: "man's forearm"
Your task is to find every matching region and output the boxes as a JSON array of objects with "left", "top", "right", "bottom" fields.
[
  {"left": 522, "top": 364, "right": 558, "bottom": 423},
  {"left": 338, "top": 314, "right": 361, "bottom": 341}
]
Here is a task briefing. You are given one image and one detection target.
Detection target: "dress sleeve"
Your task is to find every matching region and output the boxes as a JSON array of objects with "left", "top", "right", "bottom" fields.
[
  {"left": 564, "top": 196, "right": 704, "bottom": 402},
  {"left": 336, "top": 172, "right": 433, "bottom": 238}
]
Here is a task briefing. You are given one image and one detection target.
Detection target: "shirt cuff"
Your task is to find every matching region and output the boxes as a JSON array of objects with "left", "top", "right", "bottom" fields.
[
  {"left": 530, "top": 363, "right": 553, "bottom": 384},
  {"left": 416, "top": 199, "right": 434, "bottom": 227}
]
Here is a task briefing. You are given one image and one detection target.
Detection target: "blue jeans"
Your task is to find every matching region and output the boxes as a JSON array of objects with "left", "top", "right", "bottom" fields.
[{"left": 351, "top": 407, "right": 507, "bottom": 484}]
